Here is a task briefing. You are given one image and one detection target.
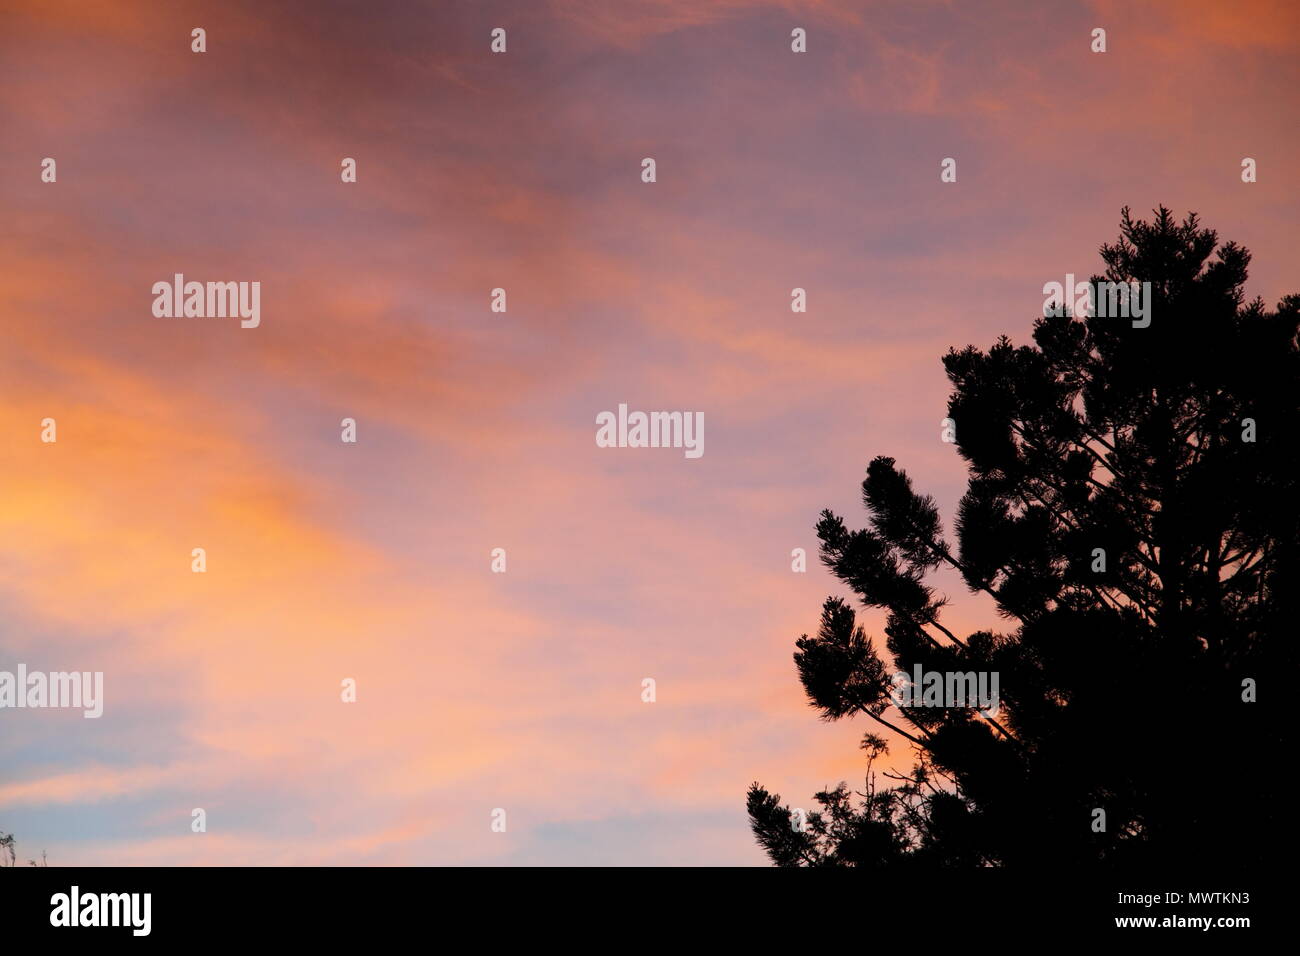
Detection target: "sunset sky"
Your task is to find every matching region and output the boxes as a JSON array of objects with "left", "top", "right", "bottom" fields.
[{"left": 1, "top": 0, "right": 1297, "bottom": 865}]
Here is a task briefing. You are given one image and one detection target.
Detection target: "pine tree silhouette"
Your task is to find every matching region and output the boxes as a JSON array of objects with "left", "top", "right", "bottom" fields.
[{"left": 749, "top": 208, "right": 1298, "bottom": 867}]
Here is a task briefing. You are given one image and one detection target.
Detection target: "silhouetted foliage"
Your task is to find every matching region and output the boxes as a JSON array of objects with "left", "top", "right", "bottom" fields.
[
  {"left": 749, "top": 208, "right": 1298, "bottom": 867},
  {"left": 0, "top": 830, "right": 47, "bottom": 867}
]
